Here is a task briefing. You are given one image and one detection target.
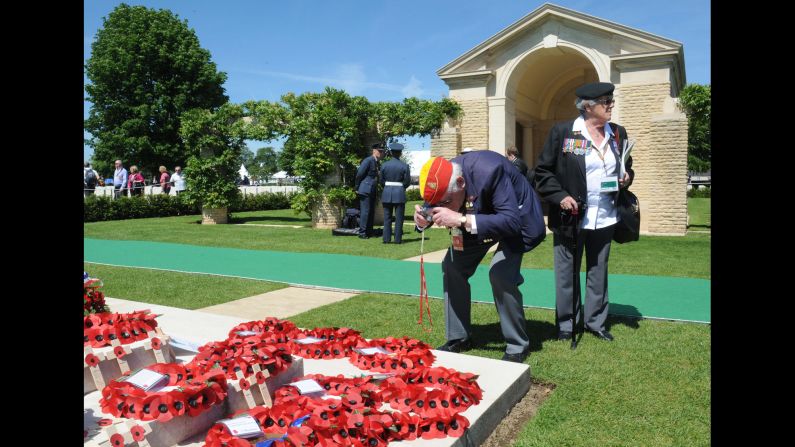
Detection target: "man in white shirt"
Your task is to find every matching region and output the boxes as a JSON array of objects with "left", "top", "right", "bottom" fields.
[{"left": 170, "top": 166, "right": 186, "bottom": 195}]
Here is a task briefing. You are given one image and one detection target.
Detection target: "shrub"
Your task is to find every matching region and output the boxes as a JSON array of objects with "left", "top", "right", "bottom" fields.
[
  {"left": 84, "top": 192, "right": 295, "bottom": 222},
  {"left": 406, "top": 187, "right": 422, "bottom": 202},
  {"left": 687, "top": 187, "right": 711, "bottom": 198}
]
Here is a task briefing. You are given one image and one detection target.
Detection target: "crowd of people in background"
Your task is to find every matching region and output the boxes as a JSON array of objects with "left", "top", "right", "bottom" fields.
[{"left": 83, "top": 160, "right": 186, "bottom": 198}]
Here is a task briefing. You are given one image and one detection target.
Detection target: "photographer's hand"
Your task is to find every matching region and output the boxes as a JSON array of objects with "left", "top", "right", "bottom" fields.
[
  {"left": 431, "top": 207, "right": 464, "bottom": 228},
  {"left": 414, "top": 204, "right": 431, "bottom": 229}
]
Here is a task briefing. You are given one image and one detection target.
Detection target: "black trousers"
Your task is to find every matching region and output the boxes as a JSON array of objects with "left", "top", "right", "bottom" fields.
[
  {"left": 382, "top": 202, "right": 405, "bottom": 243},
  {"left": 358, "top": 193, "right": 376, "bottom": 236}
]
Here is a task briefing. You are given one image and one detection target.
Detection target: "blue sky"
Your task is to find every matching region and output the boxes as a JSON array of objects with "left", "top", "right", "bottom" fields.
[{"left": 84, "top": 0, "right": 710, "bottom": 162}]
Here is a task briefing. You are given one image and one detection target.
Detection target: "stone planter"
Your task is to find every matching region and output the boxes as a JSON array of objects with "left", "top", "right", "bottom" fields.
[
  {"left": 311, "top": 195, "right": 342, "bottom": 229},
  {"left": 202, "top": 206, "right": 228, "bottom": 224}
]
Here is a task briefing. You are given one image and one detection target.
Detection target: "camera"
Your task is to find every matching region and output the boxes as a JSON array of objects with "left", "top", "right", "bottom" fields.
[{"left": 420, "top": 203, "right": 434, "bottom": 222}]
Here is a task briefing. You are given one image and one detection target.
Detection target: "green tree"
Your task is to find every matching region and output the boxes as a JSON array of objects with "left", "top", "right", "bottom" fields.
[
  {"left": 85, "top": 3, "right": 228, "bottom": 176},
  {"left": 678, "top": 84, "right": 711, "bottom": 172},
  {"left": 179, "top": 103, "right": 246, "bottom": 211},
  {"left": 242, "top": 88, "right": 460, "bottom": 218},
  {"left": 249, "top": 147, "right": 278, "bottom": 181}
]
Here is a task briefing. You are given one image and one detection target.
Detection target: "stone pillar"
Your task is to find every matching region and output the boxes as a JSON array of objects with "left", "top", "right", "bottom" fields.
[
  {"left": 488, "top": 97, "right": 515, "bottom": 155},
  {"left": 645, "top": 113, "right": 688, "bottom": 234},
  {"left": 458, "top": 99, "right": 489, "bottom": 151},
  {"left": 614, "top": 82, "right": 687, "bottom": 234},
  {"left": 430, "top": 117, "right": 461, "bottom": 158},
  {"left": 521, "top": 124, "right": 534, "bottom": 167}
]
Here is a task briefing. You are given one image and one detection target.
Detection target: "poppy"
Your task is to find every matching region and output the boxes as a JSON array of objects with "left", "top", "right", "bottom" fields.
[
  {"left": 130, "top": 425, "right": 146, "bottom": 442},
  {"left": 109, "top": 433, "right": 126, "bottom": 446},
  {"left": 255, "top": 371, "right": 267, "bottom": 385},
  {"left": 150, "top": 337, "right": 162, "bottom": 350},
  {"left": 447, "top": 414, "right": 470, "bottom": 437},
  {"left": 113, "top": 346, "right": 126, "bottom": 359},
  {"left": 98, "top": 418, "right": 113, "bottom": 427},
  {"left": 85, "top": 353, "right": 100, "bottom": 367},
  {"left": 239, "top": 378, "right": 251, "bottom": 391}
]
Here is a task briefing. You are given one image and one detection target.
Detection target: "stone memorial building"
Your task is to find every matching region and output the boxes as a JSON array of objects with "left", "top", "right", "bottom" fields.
[{"left": 431, "top": 3, "right": 688, "bottom": 234}]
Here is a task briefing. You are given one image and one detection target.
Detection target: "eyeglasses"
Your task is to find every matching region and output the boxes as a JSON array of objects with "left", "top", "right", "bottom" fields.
[{"left": 594, "top": 98, "right": 615, "bottom": 106}]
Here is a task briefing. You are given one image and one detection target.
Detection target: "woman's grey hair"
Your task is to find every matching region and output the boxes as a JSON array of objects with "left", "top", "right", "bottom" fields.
[
  {"left": 575, "top": 97, "right": 598, "bottom": 113},
  {"left": 447, "top": 162, "right": 464, "bottom": 194}
]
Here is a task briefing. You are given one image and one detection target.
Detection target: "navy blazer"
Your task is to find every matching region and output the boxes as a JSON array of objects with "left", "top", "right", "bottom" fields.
[
  {"left": 452, "top": 150, "right": 545, "bottom": 253},
  {"left": 379, "top": 158, "right": 411, "bottom": 204},
  {"left": 533, "top": 120, "right": 634, "bottom": 231},
  {"left": 354, "top": 156, "right": 379, "bottom": 196}
]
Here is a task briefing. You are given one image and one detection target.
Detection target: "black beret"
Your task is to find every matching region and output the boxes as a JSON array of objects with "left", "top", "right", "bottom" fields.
[
  {"left": 575, "top": 82, "right": 615, "bottom": 100},
  {"left": 371, "top": 143, "right": 385, "bottom": 151}
]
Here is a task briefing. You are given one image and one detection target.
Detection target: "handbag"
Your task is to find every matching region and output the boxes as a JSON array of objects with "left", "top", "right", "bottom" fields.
[{"left": 613, "top": 188, "right": 640, "bottom": 243}]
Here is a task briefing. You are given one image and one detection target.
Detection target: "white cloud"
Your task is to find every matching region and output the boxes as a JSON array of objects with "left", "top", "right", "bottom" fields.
[
  {"left": 401, "top": 75, "right": 424, "bottom": 98},
  {"left": 233, "top": 66, "right": 427, "bottom": 99}
]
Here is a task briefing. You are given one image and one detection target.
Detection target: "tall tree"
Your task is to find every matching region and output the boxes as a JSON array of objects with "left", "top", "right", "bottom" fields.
[
  {"left": 678, "top": 84, "right": 711, "bottom": 172},
  {"left": 85, "top": 3, "right": 228, "bottom": 176},
  {"left": 250, "top": 147, "right": 279, "bottom": 181}
]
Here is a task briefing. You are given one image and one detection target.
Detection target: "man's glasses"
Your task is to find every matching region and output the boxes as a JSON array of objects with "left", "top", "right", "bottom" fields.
[{"left": 594, "top": 98, "right": 615, "bottom": 106}]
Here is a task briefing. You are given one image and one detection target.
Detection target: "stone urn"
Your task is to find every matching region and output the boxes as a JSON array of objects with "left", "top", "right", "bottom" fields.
[
  {"left": 201, "top": 206, "right": 228, "bottom": 224},
  {"left": 311, "top": 194, "right": 342, "bottom": 229}
]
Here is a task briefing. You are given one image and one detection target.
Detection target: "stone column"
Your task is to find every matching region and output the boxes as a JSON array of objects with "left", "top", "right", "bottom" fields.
[
  {"left": 430, "top": 116, "right": 461, "bottom": 158},
  {"left": 645, "top": 113, "right": 688, "bottom": 234},
  {"left": 488, "top": 97, "right": 515, "bottom": 155}
]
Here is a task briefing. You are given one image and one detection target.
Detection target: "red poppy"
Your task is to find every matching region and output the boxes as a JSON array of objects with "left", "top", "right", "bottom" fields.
[
  {"left": 109, "top": 433, "right": 125, "bottom": 446},
  {"left": 98, "top": 418, "right": 113, "bottom": 427},
  {"left": 151, "top": 337, "right": 162, "bottom": 350},
  {"left": 114, "top": 346, "right": 126, "bottom": 359},
  {"left": 85, "top": 353, "right": 100, "bottom": 367},
  {"left": 130, "top": 425, "right": 146, "bottom": 442},
  {"left": 239, "top": 378, "right": 250, "bottom": 391},
  {"left": 447, "top": 414, "right": 470, "bottom": 437},
  {"left": 255, "top": 371, "right": 267, "bottom": 385}
]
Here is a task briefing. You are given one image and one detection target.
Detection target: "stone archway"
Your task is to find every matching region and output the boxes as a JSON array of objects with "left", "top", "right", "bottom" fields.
[{"left": 502, "top": 46, "right": 600, "bottom": 168}]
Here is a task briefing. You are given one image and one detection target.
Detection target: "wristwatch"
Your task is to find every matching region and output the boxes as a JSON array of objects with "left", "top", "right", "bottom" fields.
[{"left": 459, "top": 215, "right": 468, "bottom": 227}]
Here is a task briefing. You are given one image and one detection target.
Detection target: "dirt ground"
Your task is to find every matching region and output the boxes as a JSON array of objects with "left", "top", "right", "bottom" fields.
[{"left": 480, "top": 378, "right": 556, "bottom": 447}]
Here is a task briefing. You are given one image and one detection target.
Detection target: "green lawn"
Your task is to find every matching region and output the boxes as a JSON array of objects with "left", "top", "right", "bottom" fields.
[
  {"left": 84, "top": 203, "right": 452, "bottom": 260},
  {"left": 84, "top": 263, "right": 287, "bottom": 309},
  {"left": 688, "top": 198, "right": 711, "bottom": 230},
  {"left": 90, "top": 264, "right": 710, "bottom": 447},
  {"left": 85, "top": 201, "right": 709, "bottom": 279}
]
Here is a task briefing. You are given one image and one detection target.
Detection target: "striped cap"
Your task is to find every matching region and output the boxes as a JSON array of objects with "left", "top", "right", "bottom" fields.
[{"left": 419, "top": 157, "right": 453, "bottom": 205}]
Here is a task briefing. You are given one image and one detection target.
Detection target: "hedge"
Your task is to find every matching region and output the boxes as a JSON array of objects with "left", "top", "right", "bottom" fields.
[
  {"left": 84, "top": 192, "right": 295, "bottom": 222},
  {"left": 687, "top": 187, "right": 711, "bottom": 198}
]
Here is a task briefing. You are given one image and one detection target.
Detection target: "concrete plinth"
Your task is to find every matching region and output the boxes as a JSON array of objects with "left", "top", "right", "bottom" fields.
[{"left": 90, "top": 299, "right": 532, "bottom": 447}]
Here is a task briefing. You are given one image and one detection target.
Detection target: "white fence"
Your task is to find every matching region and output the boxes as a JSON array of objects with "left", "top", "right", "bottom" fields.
[{"left": 85, "top": 185, "right": 300, "bottom": 198}]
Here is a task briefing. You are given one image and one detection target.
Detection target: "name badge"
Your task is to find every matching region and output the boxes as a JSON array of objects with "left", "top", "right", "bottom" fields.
[
  {"left": 451, "top": 227, "right": 464, "bottom": 251},
  {"left": 600, "top": 175, "right": 619, "bottom": 193}
]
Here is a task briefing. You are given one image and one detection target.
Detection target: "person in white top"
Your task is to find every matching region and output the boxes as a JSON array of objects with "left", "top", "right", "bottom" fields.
[
  {"left": 533, "top": 82, "right": 634, "bottom": 343},
  {"left": 170, "top": 166, "right": 186, "bottom": 195}
]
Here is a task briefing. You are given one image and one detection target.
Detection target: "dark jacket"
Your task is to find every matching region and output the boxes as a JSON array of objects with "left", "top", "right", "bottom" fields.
[
  {"left": 354, "top": 155, "right": 379, "bottom": 196},
  {"left": 379, "top": 157, "right": 411, "bottom": 204},
  {"left": 533, "top": 120, "right": 634, "bottom": 231},
  {"left": 452, "top": 150, "right": 545, "bottom": 253}
]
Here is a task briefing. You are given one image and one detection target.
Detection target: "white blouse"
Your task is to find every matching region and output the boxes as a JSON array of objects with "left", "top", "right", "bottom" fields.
[{"left": 572, "top": 116, "right": 619, "bottom": 230}]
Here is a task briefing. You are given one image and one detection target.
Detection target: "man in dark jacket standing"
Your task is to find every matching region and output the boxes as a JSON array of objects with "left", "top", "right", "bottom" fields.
[
  {"left": 379, "top": 143, "right": 411, "bottom": 244},
  {"left": 354, "top": 143, "right": 384, "bottom": 238}
]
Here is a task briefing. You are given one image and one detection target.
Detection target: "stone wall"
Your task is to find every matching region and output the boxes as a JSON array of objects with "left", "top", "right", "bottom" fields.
[
  {"left": 614, "top": 82, "right": 687, "bottom": 234},
  {"left": 201, "top": 207, "right": 228, "bottom": 224},
  {"left": 430, "top": 124, "right": 461, "bottom": 158},
  {"left": 458, "top": 99, "right": 489, "bottom": 150}
]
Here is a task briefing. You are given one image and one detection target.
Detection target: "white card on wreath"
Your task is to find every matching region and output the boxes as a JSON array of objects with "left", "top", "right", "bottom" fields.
[
  {"left": 290, "top": 379, "right": 324, "bottom": 394},
  {"left": 236, "top": 330, "right": 260, "bottom": 336},
  {"left": 294, "top": 336, "right": 325, "bottom": 345},
  {"left": 123, "top": 369, "right": 169, "bottom": 391},
  {"left": 218, "top": 414, "right": 264, "bottom": 439},
  {"left": 356, "top": 347, "right": 391, "bottom": 355}
]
